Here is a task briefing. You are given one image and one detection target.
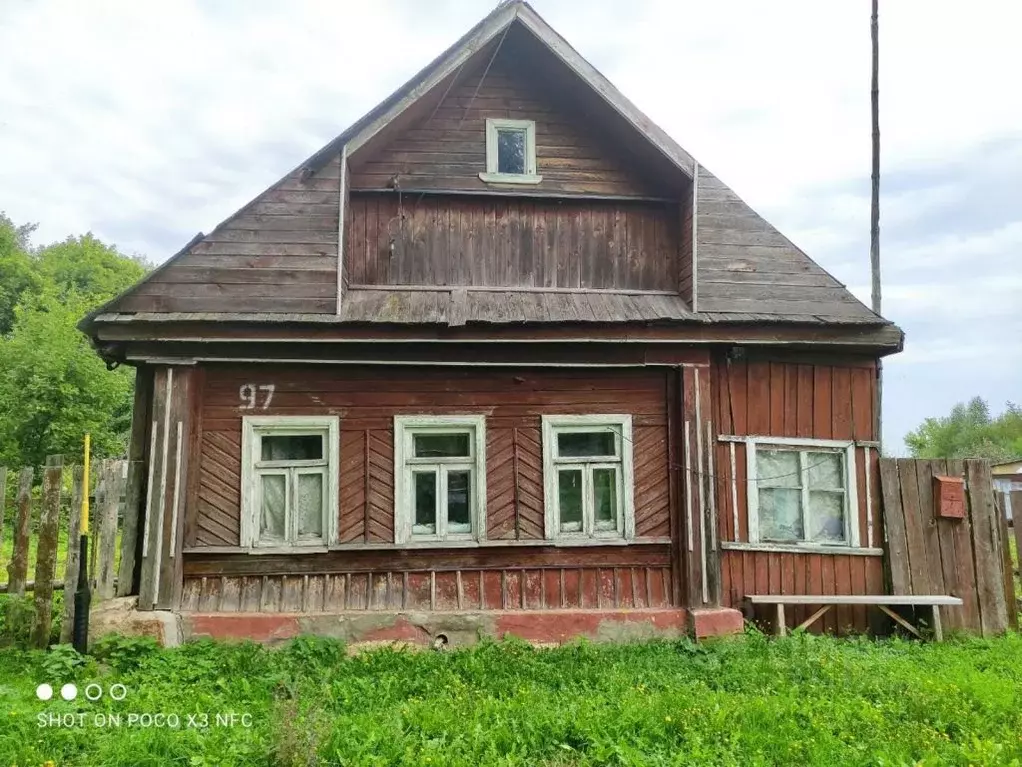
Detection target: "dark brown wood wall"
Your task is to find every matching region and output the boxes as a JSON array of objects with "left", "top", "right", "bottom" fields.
[
  {"left": 117, "top": 157, "right": 341, "bottom": 315},
  {"left": 186, "top": 364, "right": 672, "bottom": 574},
  {"left": 711, "top": 354, "right": 885, "bottom": 633},
  {"left": 346, "top": 193, "right": 679, "bottom": 290},
  {"left": 348, "top": 43, "right": 667, "bottom": 198}
]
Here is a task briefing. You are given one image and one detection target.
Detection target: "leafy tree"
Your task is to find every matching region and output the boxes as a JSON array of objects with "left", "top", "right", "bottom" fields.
[
  {"left": 0, "top": 290, "right": 136, "bottom": 467},
  {"left": 0, "top": 212, "right": 149, "bottom": 467},
  {"left": 905, "top": 397, "right": 1022, "bottom": 461}
]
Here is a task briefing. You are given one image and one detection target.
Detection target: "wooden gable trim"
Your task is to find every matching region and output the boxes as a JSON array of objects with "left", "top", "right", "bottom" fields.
[{"left": 339, "top": 1, "right": 696, "bottom": 180}]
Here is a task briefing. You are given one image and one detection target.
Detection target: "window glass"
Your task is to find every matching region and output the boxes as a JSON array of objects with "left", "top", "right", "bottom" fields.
[
  {"left": 757, "top": 449, "right": 800, "bottom": 487},
  {"left": 809, "top": 491, "right": 845, "bottom": 542},
  {"left": 447, "top": 470, "right": 471, "bottom": 533},
  {"left": 297, "top": 473, "right": 324, "bottom": 538},
  {"left": 557, "top": 431, "right": 617, "bottom": 458},
  {"left": 808, "top": 452, "right": 844, "bottom": 489},
  {"left": 496, "top": 129, "right": 526, "bottom": 174},
  {"left": 759, "top": 487, "right": 803, "bottom": 542},
  {"left": 593, "top": 468, "right": 618, "bottom": 530},
  {"left": 413, "top": 471, "right": 437, "bottom": 533},
  {"left": 260, "top": 474, "right": 286, "bottom": 541},
  {"left": 558, "top": 470, "right": 584, "bottom": 532},
  {"left": 413, "top": 433, "right": 471, "bottom": 459},
  {"left": 261, "top": 434, "right": 323, "bottom": 462}
]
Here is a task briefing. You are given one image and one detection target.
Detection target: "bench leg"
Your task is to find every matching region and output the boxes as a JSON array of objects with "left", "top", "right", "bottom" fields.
[
  {"left": 777, "top": 603, "right": 787, "bottom": 637},
  {"left": 931, "top": 604, "right": 943, "bottom": 642},
  {"left": 797, "top": 605, "right": 832, "bottom": 632},
  {"left": 877, "top": 605, "right": 922, "bottom": 639}
]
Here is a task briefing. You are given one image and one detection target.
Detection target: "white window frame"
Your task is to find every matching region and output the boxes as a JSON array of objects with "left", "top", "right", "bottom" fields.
[
  {"left": 479, "top": 118, "right": 543, "bottom": 185},
  {"left": 240, "top": 415, "right": 340, "bottom": 550},
  {"left": 746, "top": 436, "right": 860, "bottom": 548},
  {"left": 394, "top": 415, "right": 488, "bottom": 545},
  {"left": 541, "top": 414, "right": 635, "bottom": 543}
]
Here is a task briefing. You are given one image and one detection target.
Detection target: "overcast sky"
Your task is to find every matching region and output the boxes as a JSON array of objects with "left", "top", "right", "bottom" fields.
[{"left": 1, "top": 0, "right": 1019, "bottom": 452}]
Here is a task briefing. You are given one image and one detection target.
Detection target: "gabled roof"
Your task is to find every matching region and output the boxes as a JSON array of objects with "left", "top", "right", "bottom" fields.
[{"left": 81, "top": 0, "right": 897, "bottom": 348}]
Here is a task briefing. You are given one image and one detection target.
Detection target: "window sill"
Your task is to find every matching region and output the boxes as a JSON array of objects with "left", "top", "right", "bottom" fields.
[
  {"left": 182, "top": 537, "right": 671, "bottom": 555},
  {"left": 721, "top": 541, "right": 883, "bottom": 557},
  {"left": 478, "top": 172, "right": 543, "bottom": 185}
]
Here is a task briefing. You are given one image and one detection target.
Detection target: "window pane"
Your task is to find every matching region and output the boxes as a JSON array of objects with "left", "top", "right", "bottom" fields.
[
  {"left": 413, "top": 471, "right": 437, "bottom": 533},
  {"left": 260, "top": 474, "right": 286, "bottom": 542},
  {"left": 557, "top": 430, "right": 617, "bottom": 458},
  {"left": 558, "top": 470, "right": 583, "bottom": 532},
  {"left": 261, "top": 434, "right": 322, "bottom": 462},
  {"left": 593, "top": 468, "right": 618, "bottom": 531},
  {"left": 809, "top": 491, "right": 846, "bottom": 543},
  {"left": 297, "top": 473, "right": 324, "bottom": 538},
  {"left": 413, "top": 433, "right": 471, "bottom": 459},
  {"left": 447, "top": 470, "right": 471, "bottom": 533},
  {"left": 759, "top": 488, "right": 803, "bottom": 542},
  {"left": 757, "top": 449, "right": 801, "bottom": 488},
  {"left": 808, "top": 452, "right": 844, "bottom": 490},
  {"left": 497, "top": 129, "right": 526, "bottom": 174}
]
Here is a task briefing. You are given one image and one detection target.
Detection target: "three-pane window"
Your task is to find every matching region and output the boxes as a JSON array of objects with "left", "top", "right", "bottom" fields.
[
  {"left": 542, "top": 415, "right": 635, "bottom": 541},
  {"left": 240, "top": 416, "right": 339, "bottom": 548},
  {"left": 748, "top": 439, "right": 858, "bottom": 548},
  {"left": 394, "top": 416, "right": 487, "bottom": 543}
]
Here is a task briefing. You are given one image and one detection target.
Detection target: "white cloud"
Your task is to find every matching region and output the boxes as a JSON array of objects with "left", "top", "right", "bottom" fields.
[{"left": 0, "top": 0, "right": 1018, "bottom": 453}]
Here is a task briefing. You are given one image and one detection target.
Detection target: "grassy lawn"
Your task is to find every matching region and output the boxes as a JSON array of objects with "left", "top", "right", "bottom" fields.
[{"left": 1, "top": 633, "right": 1021, "bottom": 766}]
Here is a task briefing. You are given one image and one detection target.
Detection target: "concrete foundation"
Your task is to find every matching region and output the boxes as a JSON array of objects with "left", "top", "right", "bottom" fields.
[
  {"left": 89, "top": 597, "right": 182, "bottom": 648},
  {"left": 181, "top": 607, "right": 745, "bottom": 648}
]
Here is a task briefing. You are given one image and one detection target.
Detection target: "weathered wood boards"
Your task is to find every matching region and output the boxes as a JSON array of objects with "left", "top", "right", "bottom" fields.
[
  {"left": 31, "top": 456, "right": 63, "bottom": 648},
  {"left": 59, "top": 467, "right": 85, "bottom": 644},
  {"left": 879, "top": 458, "right": 1009, "bottom": 636},
  {"left": 6, "top": 468, "right": 33, "bottom": 597}
]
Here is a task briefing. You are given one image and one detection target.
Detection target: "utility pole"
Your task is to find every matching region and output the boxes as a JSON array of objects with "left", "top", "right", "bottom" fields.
[{"left": 870, "top": 0, "right": 883, "bottom": 452}]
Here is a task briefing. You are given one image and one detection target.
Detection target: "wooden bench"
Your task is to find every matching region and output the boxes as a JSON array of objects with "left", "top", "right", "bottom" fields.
[{"left": 744, "top": 594, "right": 964, "bottom": 641}]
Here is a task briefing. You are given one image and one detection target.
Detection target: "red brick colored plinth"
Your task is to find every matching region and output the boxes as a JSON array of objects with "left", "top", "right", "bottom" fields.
[
  {"left": 493, "top": 609, "right": 688, "bottom": 643},
  {"left": 688, "top": 607, "right": 745, "bottom": 639},
  {"left": 187, "top": 613, "right": 300, "bottom": 642}
]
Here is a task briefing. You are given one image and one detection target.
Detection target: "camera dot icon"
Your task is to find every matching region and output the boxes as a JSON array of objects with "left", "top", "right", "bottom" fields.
[
  {"left": 36, "top": 684, "right": 53, "bottom": 701},
  {"left": 60, "top": 683, "right": 78, "bottom": 701}
]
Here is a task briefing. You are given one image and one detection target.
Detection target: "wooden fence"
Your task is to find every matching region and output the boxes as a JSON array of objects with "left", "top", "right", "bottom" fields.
[
  {"left": 0, "top": 457, "right": 133, "bottom": 647},
  {"left": 879, "top": 458, "right": 1015, "bottom": 637}
]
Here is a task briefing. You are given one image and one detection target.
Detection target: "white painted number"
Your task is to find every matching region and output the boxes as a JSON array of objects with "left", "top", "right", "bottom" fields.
[{"left": 239, "top": 384, "right": 275, "bottom": 410}]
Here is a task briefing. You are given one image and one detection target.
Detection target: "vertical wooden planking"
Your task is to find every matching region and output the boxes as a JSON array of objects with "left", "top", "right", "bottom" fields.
[
  {"left": 849, "top": 366, "right": 874, "bottom": 440},
  {"left": 747, "top": 361, "right": 770, "bottom": 435},
  {"left": 768, "top": 362, "right": 785, "bottom": 435},
  {"left": 896, "top": 458, "right": 930, "bottom": 594},
  {"left": 782, "top": 364, "right": 798, "bottom": 437},
  {"left": 60, "top": 466, "right": 85, "bottom": 644},
  {"left": 995, "top": 494, "right": 1018, "bottom": 630},
  {"left": 31, "top": 457, "right": 63, "bottom": 648},
  {"left": 833, "top": 556, "right": 853, "bottom": 632},
  {"left": 914, "top": 460, "right": 945, "bottom": 598},
  {"left": 6, "top": 468, "right": 34, "bottom": 597},
  {"left": 96, "top": 461, "right": 125, "bottom": 601},
  {"left": 795, "top": 365, "right": 814, "bottom": 439},
  {"left": 123, "top": 366, "right": 153, "bottom": 595},
  {"left": 966, "top": 459, "right": 1007, "bottom": 636},
  {"left": 811, "top": 366, "right": 832, "bottom": 439},
  {"left": 922, "top": 460, "right": 959, "bottom": 630},
  {"left": 830, "top": 367, "right": 852, "bottom": 440},
  {"left": 947, "top": 458, "right": 981, "bottom": 630},
  {"left": 729, "top": 359, "right": 749, "bottom": 435},
  {"left": 1013, "top": 490, "right": 1022, "bottom": 608}
]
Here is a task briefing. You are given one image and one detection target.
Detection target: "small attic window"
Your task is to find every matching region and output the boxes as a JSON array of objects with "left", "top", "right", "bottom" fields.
[{"left": 480, "top": 118, "right": 542, "bottom": 185}]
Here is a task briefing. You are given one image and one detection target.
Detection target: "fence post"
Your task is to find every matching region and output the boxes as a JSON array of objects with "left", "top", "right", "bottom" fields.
[
  {"left": 96, "top": 461, "right": 123, "bottom": 600},
  {"left": 60, "top": 466, "right": 85, "bottom": 644},
  {"left": 6, "top": 468, "right": 34, "bottom": 597},
  {"left": 31, "top": 456, "right": 63, "bottom": 648},
  {"left": 0, "top": 466, "right": 8, "bottom": 553},
  {"left": 117, "top": 458, "right": 144, "bottom": 597},
  {"left": 996, "top": 493, "right": 1019, "bottom": 630}
]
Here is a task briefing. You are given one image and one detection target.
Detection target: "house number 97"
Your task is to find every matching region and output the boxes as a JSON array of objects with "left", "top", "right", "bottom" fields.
[{"left": 239, "top": 384, "right": 275, "bottom": 410}]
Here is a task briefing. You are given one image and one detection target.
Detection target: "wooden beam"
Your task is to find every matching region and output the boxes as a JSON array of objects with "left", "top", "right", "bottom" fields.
[{"left": 877, "top": 605, "right": 921, "bottom": 639}]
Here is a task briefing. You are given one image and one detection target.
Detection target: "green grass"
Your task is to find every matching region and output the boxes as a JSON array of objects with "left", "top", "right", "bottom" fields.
[{"left": 2, "top": 632, "right": 1022, "bottom": 766}]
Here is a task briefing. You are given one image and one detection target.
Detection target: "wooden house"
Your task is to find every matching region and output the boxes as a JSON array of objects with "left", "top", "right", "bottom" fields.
[{"left": 80, "top": 1, "right": 903, "bottom": 644}]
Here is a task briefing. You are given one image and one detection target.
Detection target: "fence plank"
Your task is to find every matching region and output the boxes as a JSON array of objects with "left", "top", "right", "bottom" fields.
[
  {"left": 897, "top": 458, "right": 931, "bottom": 595},
  {"left": 946, "top": 458, "right": 981, "bottom": 631},
  {"left": 31, "top": 457, "right": 63, "bottom": 648},
  {"left": 96, "top": 461, "right": 124, "bottom": 600},
  {"left": 0, "top": 466, "right": 8, "bottom": 553},
  {"left": 966, "top": 459, "right": 1007, "bottom": 636},
  {"left": 89, "top": 465, "right": 107, "bottom": 582},
  {"left": 6, "top": 468, "right": 34, "bottom": 597},
  {"left": 1013, "top": 490, "right": 1022, "bottom": 589},
  {"left": 879, "top": 459, "right": 910, "bottom": 594},
  {"left": 995, "top": 493, "right": 1018, "bottom": 630},
  {"left": 930, "top": 459, "right": 961, "bottom": 631},
  {"left": 60, "top": 466, "right": 85, "bottom": 644},
  {"left": 117, "top": 460, "right": 144, "bottom": 597}
]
